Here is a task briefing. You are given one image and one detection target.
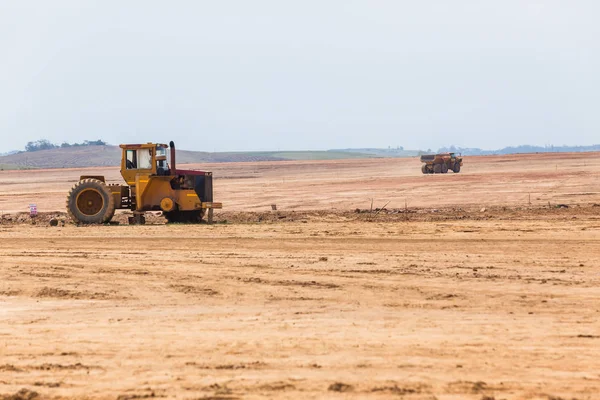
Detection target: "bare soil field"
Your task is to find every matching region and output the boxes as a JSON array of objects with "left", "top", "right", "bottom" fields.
[
  {"left": 1, "top": 153, "right": 600, "bottom": 400},
  {"left": 1, "top": 152, "right": 600, "bottom": 215}
]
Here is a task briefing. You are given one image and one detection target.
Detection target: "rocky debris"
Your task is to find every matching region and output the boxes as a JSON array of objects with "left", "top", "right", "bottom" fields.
[{"left": 1, "top": 389, "right": 39, "bottom": 400}]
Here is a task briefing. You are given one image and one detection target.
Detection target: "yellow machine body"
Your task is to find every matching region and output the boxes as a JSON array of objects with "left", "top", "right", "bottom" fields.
[{"left": 66, "top": 141, "right": 221, "bottom": 224}]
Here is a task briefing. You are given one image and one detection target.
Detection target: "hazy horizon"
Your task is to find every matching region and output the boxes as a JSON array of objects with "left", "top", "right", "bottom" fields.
[
  {"left": 8, "top": 139, "right": 600, "bottom": 155},
  {"left": 2, "top": 1, "right": 599, "bottom": 152}
]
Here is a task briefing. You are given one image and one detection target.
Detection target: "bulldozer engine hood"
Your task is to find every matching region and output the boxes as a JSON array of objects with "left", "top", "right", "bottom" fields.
[{"left": 175, "top": 170, "right": 213, "bottom": 203}]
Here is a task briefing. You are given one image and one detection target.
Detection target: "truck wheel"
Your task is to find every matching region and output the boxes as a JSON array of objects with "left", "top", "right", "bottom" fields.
[
  {"left": 421, "top": 165, "right": 428, "bottom": 174},
  {"left": 453, "top": 163, "right": 461, "bottom": 173},
  {"left": 66, "top": 179, "right": 115, "bottom": 224},
  {"left": 433, "top": 164, "right": 442, "bottom": 174},
  {"left": 441, "top": 163, "right": 449, "bottom": 173}
]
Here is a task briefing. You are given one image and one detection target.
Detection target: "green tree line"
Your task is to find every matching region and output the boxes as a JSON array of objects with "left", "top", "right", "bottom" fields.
[{"left": 25, "top": 139, "right": 107, "bottom": 152}]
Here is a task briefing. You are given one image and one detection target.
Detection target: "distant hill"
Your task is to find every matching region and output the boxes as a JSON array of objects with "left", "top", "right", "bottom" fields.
[
  {"left": 239, "top": 150, "right": 378, "bottom": 160},
  {"left": 0, "top": 146, "right": 120, "bottom": 169},
  {"left": 329, "top": 148, "right": 422, "bottom": 157},
  {"left": 438, "top": 144, "right": 600, "bottom": 155},
  {"left": 3, "top": 142, "right": 598, "bottom": 170},
  {"left": 0, "top": 145, "right": 378, "bottom": 169}
]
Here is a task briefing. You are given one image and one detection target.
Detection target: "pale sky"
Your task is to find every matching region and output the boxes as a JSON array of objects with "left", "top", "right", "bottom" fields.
[{"left": 1, "top": 0, "right": 598, "bottom": 152}]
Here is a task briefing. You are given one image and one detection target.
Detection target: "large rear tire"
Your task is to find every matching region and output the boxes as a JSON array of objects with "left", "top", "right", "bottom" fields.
[
  {"left": 433, "top": 164, "right": 442, "bottom": 174},
  {"left": 66, "top": 179, "right": 115, "bottom": 224},
  {"left": 441, "top": 163, "right": 449, "bottom": 173}
]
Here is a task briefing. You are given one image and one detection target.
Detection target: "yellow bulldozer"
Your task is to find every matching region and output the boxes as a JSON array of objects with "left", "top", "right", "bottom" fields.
[{"left": 66, "top": 141, "right": 222, "bottom": 224}]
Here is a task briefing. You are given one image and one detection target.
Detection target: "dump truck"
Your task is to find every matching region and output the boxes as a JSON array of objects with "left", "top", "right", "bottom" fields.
[
  {"left": 66, "top": 141, "right": 222, "bottom": 224},
  {"left": 420, "top": 152, "right": 463, "bottom": 174}
]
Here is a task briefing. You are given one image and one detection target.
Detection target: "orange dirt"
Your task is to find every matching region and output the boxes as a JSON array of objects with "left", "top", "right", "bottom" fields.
[{"left": 1, "top": 153, "right": 600, "bottom": 399}]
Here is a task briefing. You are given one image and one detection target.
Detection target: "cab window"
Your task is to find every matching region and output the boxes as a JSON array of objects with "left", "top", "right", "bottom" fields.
[
  {"left": 137, "top": 149, "right": 152, "bottom": 169},
  {"left": 126, "top": 150, "right": 137, "bottom": 169},
  {"left": 126, "top": 149, "right": 153, "bottom": 169}
]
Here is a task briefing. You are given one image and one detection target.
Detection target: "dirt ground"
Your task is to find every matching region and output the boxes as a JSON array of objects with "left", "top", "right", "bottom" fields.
[
  {"left": 1, "top": 153, "right": 600, "bottom": 400},
  {"left": 1, "top": 152, "right": 600, "bottom": 214}
]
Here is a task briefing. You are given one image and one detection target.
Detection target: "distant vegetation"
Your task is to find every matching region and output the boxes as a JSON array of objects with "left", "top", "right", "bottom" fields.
[
  {"left": 438, "top": 144, "right": 600, "bottom": 156},
  {"left": 24, "top": 139, "right": 107, "bottom": 152},
  {"left": 0, "top": 163, "right": 32, "bottom": 171}
]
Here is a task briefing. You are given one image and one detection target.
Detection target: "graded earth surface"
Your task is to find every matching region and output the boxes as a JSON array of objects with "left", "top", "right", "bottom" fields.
[{"left": 1, "top": 153, "right": 600, "bottom": 400}]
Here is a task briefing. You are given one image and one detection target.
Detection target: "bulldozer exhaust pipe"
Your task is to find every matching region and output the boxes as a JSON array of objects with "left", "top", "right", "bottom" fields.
[{"left": 169, "top": 141, "right": 176, "bottom": 175}]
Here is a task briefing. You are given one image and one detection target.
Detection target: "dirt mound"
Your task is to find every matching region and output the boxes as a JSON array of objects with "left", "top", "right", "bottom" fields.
[
  {"left": 0, "top": 211, "right": 165, "bottom": 226},
  {"left": 217, "top": 203, "right": 600, "bottom": 224},
  {"left": 1, "top": 203, "right": 597, "bottom": 227},
  {"left": 35, "top": 286, "right": 116, "bottom": 300}
]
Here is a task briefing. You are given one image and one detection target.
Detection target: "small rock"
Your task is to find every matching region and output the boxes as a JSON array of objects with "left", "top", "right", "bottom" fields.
[
  {"left": 480, "top": 207, "right": 486, "bottom": 212},
  {"left": 328, "top": 382, "right": 353, "bottom": 392}
]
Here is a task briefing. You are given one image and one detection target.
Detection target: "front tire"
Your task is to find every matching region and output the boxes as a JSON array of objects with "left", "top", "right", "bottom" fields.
[
  {"left": 66, "top": 179, "right": 115, "bottom": 224},
  {"left": 453, "top": 163, "right": 461, "bottom": 173}
]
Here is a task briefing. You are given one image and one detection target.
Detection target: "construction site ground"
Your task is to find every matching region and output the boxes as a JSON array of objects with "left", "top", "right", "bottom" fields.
[{"left": 1, "top": 152, "right": 600, "bottom": 400}]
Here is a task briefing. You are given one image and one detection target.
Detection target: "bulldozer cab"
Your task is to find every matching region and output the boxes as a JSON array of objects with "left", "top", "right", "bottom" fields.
[{"left": 120, "top": 143, "right": 168, "bottom": 185}]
